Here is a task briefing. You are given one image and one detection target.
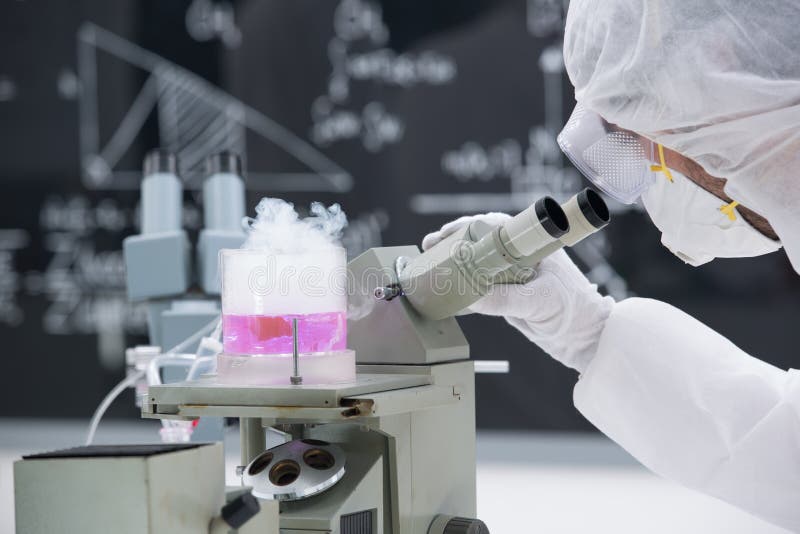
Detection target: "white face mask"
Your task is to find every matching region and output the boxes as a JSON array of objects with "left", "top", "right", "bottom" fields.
[{"left": 640, "top": 169, "right": 782, "bottom": 267}]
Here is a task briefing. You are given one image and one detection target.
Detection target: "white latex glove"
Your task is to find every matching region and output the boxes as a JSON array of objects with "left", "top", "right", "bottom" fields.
[{"left": 422, "top": 213, "right": 615, "bottom": 372}]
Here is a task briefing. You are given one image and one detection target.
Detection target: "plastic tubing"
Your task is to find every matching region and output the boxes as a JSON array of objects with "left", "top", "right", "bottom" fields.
[
  {"left": 84, "top": 369, "right": 145, "bottom": 446},
  {"left": 146, "top": 316, "right": 222, "bottom": 386},
  {"left": 184, "top": 321, "right": 224, "bottom": 382},
  {"left": 84, "top": 316, "right": 221, "bottom": 445}
]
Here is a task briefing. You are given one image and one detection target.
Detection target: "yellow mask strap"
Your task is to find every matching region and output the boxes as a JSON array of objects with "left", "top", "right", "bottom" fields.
[
  {"left": 720, "top": 200, "right": 740, "bottom": 221},
  {"left": 649, "top": 143, "right": 674, "bottom": 182}
]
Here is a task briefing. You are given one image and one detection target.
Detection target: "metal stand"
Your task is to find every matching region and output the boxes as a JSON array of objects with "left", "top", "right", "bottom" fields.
[
  {"left": 290, "top": 318, "right": 303, "bottom": 385},
  {"left": 240, "top": 417, "right": 265, "bottom": 466}
]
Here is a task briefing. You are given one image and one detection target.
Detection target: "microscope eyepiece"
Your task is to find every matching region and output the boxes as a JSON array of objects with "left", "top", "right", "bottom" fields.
[
  {"left": 143, "top": 149, "right": 178, "bottom": 177},
  {"left": 534, "top": 196, "right": 570, "bottom": 238},
  {"left": 398, "top": 189, "right": 613, "bottom": 319},
  {"left": 205, "top": 150, "right": 244, "bottom": 179},
  {"left": 576, "top": 188, "right": 610, "bottom": 229}
]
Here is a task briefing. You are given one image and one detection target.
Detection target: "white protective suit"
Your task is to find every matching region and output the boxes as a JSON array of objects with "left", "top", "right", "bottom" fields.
[
  {"left": 426, "top": 1, "right": 800, "bottom": 531},
  {"left": 565, "top": 1, "right": 800, "bottom": 531}
]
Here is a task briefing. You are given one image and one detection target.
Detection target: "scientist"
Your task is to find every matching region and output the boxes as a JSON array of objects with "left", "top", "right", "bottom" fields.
[{"left": 423, "top": 1, "right": 800, "bottom": 531}]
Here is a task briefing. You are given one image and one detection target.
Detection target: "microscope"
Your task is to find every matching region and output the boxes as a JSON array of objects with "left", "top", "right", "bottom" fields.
[{"left": 13, "top": 150, "right": 610, "bottom": 534}]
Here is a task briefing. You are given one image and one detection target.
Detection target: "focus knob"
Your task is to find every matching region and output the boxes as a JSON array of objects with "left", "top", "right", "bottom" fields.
[
  {"left": 428, "top": 515, "right": 489, "bottom": 534},
  {"left": 442, "top": 516, "right": 490, "bottom": 534},
  {"left": 221, "top": 493, "right": 260, "bottom": 529}
]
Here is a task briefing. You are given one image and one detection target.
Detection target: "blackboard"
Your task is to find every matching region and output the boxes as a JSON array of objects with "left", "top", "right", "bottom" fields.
[{"left": 1, "top": 0, "right": 797, "bottom": 429}]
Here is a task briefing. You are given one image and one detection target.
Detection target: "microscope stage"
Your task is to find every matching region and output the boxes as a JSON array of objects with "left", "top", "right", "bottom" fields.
[{"left": 141, "top": 363, "right": 471, "bottom": 422}]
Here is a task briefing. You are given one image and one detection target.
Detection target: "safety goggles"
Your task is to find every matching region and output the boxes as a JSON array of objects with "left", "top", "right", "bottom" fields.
[{"left": 557, "top": 102, "right": 658, "bottom": 204}]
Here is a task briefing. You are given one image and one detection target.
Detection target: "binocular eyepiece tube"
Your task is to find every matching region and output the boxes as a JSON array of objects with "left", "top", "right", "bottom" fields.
[
  {"left": 497, "top": 197, "right": 570, "bottom": 259},
  {"left": 494, "top": 189, "right": 610, "bottom": 285},
  {"left": 395, "top": 189, "right": 610, "bottom": 320}
]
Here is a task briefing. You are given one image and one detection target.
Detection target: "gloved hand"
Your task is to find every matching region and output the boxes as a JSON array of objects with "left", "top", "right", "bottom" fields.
[{"left": 422, "top": 213, "right": 615, "bottom": 372}]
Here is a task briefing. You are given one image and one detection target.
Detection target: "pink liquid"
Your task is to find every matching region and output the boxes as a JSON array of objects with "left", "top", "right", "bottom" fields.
[{"left": 222, "top": 311, "right": 346, "bottom": 355}]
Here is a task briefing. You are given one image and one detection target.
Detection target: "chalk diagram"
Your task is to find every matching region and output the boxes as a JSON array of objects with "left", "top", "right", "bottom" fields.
[
  {"left": 6, "top": 2, "right": 629, "bottom": 373},
  {"left": 77, "top": 22, "right": 353, "bottom": 193},
  {"left": 0, "top": 230, "right": 29, "bottom": 328},
  {"left": 9, "top": 20, "right": 387, "bottom": 369},
  {"left": 310, "top": 0, "right": 458, "bottom": 152},
  {"left": 184, "top": 0, "right": 242, "bottom": 49}
]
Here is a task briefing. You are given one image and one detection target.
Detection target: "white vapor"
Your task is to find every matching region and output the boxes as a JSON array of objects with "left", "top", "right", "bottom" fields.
[{"left": 243, "top": 198, "right": 348, "bottom": 253}]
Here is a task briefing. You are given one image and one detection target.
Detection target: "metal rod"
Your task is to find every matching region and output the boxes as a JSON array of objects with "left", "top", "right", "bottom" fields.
[
  {"left": 290, "top": 318, "right": 302, "bottom": 385},
  {"left": 239, "top": 417, "right": 265, "bottom": 466}
]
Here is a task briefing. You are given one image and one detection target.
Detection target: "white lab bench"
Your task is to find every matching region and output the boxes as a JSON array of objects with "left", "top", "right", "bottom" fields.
[{"left": 0, "top": 419, "right": 788, "bottom": 534}]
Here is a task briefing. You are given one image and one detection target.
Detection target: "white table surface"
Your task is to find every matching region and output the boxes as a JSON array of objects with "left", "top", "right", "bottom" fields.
[{"left": 0, "top": 419, "right": 788, "bottom": 534}]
